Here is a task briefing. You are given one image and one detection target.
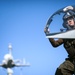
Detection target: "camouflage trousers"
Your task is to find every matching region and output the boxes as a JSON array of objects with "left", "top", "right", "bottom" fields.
[{"left": 55, "top": 59, "right": 74, "bottom": 75}]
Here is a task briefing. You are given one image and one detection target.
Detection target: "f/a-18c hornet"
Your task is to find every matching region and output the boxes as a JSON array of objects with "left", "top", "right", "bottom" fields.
[{"left": 0, "top": 43, "right": 30, "bottom": 75}]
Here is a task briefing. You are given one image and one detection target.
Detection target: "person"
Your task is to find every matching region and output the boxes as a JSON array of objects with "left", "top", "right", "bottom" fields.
[{"left": 44, "top": 6, "right": 75, "bottom": 75}]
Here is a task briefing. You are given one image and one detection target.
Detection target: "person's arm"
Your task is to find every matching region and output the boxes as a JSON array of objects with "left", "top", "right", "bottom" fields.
[
  {"left": 44, "top": 28, "right": 63, "bottom": 47},
  {"left": 48, "top": 38, "right": 63, "bottom": 47}
]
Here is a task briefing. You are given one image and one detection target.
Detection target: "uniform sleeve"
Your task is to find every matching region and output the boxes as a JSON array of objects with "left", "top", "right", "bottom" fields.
[{"left": 48, "top": 38, "right": 63, "bottom": 47}]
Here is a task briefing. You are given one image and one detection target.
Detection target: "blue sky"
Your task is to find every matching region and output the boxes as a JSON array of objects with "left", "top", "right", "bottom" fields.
[{"left": 0, "top": 0, "right": 75, "bottom": 75}]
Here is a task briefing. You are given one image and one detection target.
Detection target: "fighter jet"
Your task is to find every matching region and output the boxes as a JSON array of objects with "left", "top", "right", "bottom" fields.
[{"left": 0, "top": 43, "right": 30, "bottom": 75}]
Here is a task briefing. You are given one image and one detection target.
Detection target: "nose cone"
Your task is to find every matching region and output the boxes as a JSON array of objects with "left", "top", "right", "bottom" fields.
[{"left": 8, "top": 43, "right": 12, "bottom": 50}]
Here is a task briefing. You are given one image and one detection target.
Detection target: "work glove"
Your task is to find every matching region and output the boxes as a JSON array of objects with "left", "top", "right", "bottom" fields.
[{"left": 63, "top": 6, "right": 73, "bottom": 12}]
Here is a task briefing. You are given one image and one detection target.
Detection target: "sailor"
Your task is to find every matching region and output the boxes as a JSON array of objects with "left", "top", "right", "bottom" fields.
[
  {"left": 44, "top": 6, "right": 75, "bottom": 75},
  {"left": 63, "top": 11, "right": 75, "bottom": 30}
]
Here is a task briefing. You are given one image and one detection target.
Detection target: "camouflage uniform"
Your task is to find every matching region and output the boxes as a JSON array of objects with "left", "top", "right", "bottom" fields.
[{"left": 49, "top": 38, "right": 75, "bottom": 75}]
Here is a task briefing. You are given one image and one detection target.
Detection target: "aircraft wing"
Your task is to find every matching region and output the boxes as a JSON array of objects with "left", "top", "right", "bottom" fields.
[
  {"left": 14, "top": 58, "right": 30, "bottom": 67},
  {"left": 15, "top": 63, "right": 30, "bottom": 67},
  {"left": 46, "top": 29, "right": 75, "bottom": 39}
]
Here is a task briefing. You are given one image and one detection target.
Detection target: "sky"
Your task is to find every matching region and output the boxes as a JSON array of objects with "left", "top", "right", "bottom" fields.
[{"left": 0, "top": 0, "right": 75, "bottom": 75}]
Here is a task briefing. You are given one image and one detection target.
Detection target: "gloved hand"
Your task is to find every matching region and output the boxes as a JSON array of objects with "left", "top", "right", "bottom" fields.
[
  {"left": 44, "top": 28, "right": 50, "bottom": 34},
  {"left": 63, "top": 6, "right": 73, "bottom": 12}
]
